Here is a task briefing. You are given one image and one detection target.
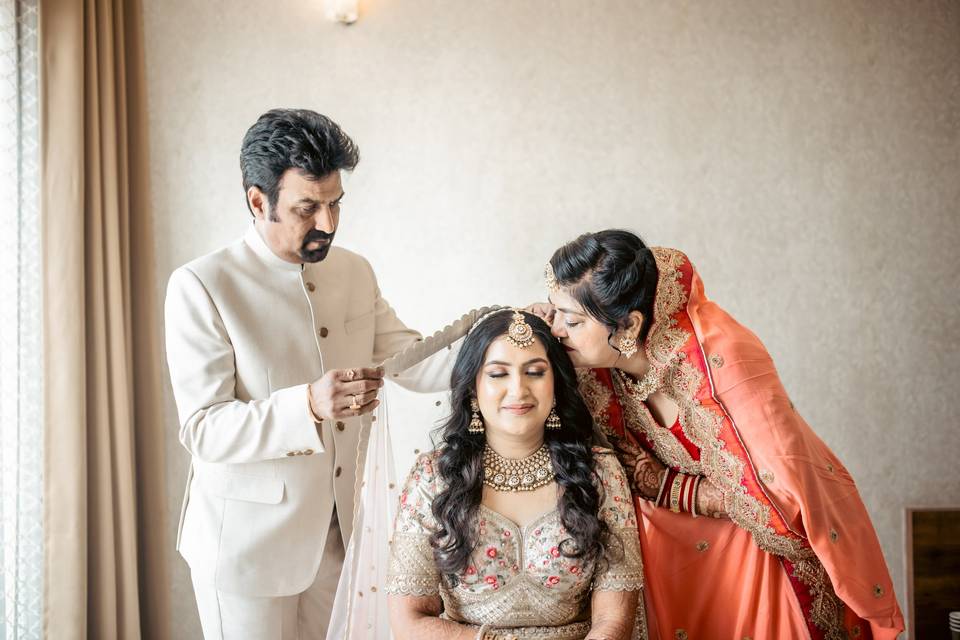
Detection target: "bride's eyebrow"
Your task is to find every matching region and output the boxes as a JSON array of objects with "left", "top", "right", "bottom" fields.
[
  {"left": 556, "top": 307, "right": 584, "bottom": 315},
  {"left": 484, "top": 358, "right": 549, "bottom": 367}
]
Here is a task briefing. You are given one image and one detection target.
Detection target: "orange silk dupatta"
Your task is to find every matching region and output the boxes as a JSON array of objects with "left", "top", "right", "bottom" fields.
[{"left": 577, "top": 248, "right": 904, "bottom": 640}]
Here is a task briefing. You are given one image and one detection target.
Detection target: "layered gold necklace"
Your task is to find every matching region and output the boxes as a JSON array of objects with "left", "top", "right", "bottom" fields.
[
  {"left": 482, "top": 443, "right": 555, "bottom": 492},
  {"left": 613, "top": 366, "right": 661, "bottom": 402}
]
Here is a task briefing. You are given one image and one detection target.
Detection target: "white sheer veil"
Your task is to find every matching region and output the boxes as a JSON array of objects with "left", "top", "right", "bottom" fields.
[{"left": 326, "top": 308, "right": 499, "bottom": 640}]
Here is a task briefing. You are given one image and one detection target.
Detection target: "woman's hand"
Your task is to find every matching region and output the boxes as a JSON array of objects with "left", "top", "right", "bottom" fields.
[
  {"left": 524, "top": 302, "right": 555, "bottom": 325},
  {"left": 628, "top": 448, "right": 667, "bottom": 501}
]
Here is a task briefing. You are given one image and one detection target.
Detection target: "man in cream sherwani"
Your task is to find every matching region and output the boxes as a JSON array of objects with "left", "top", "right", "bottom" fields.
[{"left": 165, "top": 109, "right": 432, "bottom": 639}]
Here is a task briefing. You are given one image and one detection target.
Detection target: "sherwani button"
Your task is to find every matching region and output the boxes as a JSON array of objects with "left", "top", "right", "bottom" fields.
[
  {"left": 335, "top": 466, "right": 342, "bottom": 477},
  {"left": 319, "top": 327, "right": 329, "bottom": 338},
  {"left": 286, "top": 451, "right": 296, "bottom": 457},
  {"left": 336, "top": 421, "right": 345, "bottom": 431},
  {"left": 305, "top": 281, "right": 316, "bottom": 292},
  {"left": 304, "top": 449, "right": 314, "bottom": 455}
]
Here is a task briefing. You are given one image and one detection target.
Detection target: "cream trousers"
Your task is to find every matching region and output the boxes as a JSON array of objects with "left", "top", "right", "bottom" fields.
[{"left": 191, "top": 511, "right": 345, "bottom": 640}]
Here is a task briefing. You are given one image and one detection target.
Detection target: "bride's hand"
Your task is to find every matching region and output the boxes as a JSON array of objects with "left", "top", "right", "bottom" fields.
[{"left": 524, "top": 302, "right": 556, "bottom": 325}]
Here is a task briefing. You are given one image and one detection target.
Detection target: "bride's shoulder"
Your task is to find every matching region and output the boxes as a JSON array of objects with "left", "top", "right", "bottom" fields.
[{"left": 402, "top": 449, "right": 445, "bottom": 490}]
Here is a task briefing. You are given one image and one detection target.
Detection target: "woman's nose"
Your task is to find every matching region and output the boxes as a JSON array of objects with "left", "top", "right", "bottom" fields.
[
  {"left": 508, "top": 374, "right": 529, "bottom": 398},
  {"left": 550, "top": 315, "right": 566, "bottom": 338}
]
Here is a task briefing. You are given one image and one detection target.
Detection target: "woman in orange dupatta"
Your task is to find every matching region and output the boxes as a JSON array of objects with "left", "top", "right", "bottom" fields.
[{"left": 541, "top": 230, "right": 904, "bottom": 640}]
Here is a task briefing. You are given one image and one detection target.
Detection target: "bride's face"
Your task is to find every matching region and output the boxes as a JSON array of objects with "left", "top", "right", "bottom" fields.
[
  {"left": 474, "top": 336, "right": 554, "bottom": 439},
  {"left": 548, "top": 289, "right": 622, "bottom": 369}
]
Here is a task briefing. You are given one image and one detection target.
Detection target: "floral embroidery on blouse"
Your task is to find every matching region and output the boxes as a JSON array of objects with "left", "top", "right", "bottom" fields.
[{"left": 386, "top": 447, "right": 645, "bottom": 632}]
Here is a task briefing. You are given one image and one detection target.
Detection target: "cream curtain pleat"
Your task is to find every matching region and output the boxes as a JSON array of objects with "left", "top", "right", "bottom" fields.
[{"left": 40, "top": 0, "right": 169, "bottom": 638}]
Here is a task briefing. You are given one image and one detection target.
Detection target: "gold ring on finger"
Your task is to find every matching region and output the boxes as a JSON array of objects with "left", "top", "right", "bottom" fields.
[{"left": 349, "top": 394, "right": 361, "bottom": 411}]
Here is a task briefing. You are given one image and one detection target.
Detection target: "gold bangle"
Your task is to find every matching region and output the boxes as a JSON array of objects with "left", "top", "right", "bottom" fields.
[{"left": 669, "top": 474, "right": 683, "bottom": 513}]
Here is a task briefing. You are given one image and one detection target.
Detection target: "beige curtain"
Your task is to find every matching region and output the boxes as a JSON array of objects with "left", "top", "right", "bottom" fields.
[{"left": 40, "top": 0, "right": 169, "bottom": 638}]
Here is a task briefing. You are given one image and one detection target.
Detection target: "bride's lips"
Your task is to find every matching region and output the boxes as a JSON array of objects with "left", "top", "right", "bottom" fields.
[
  {"left": 502, "top": 404, "right": 534, "bottom": 415},
  {"left": 563, "top": 344, "right": 575, "bottom": 352}
]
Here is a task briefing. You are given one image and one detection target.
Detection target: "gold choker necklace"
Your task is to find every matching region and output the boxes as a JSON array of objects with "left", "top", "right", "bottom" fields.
[{"left": 483, "top": 443, "right": 554, "bottom": 492}]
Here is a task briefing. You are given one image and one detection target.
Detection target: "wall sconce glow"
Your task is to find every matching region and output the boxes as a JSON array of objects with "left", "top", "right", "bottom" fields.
[{"left": 327, "top": 0, "right": 359, "bottom": 24}]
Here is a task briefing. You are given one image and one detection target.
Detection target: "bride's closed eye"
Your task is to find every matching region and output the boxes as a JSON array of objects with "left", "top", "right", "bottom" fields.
[{"left": 485, "top": 369, "right": 547, "bottom": 379}]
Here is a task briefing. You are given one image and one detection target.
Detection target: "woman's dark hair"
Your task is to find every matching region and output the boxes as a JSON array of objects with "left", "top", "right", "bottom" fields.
[
  {"left": 549, "top": 229, "right": 659, "bottom": 347},
  {"left": 429, "top": 310, "right": 616, "bottom": 584},
  {"left": 239, "top": 108, "right": 359, "bottom": 217}
]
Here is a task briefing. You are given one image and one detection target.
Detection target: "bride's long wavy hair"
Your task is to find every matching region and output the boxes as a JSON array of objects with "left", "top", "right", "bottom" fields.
[{"left": 429, "top": 310, "right": 615, "bottom": 584}]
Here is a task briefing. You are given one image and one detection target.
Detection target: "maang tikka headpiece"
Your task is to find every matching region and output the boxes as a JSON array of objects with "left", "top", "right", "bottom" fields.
[
  {"left": 469, "top": 307, "right": 536, "bottom": 349},
  {"left": 544, "top": 262, "right": 560, "bottom": 293}
]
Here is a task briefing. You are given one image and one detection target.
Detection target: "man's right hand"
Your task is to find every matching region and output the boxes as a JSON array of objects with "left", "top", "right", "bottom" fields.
[{"left": 308, "top": 367, "right": 384, "bottom": 420}]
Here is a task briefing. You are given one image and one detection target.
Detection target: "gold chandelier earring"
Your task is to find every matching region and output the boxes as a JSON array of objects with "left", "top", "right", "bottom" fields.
[
  {"left": 616, "top": 333, "right": 638, "bottom": 359},
  {"left": 469, "top": 398, "right": 485, "bottom": 434},
  {"left": 546, "top": 399, "right": 562, "bottom": 430}
]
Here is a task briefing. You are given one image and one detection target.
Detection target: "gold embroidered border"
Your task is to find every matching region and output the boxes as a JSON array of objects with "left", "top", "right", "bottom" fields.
[
  {"left": 791, "top": 556, "right": 848, "bottom": 640},
  {"left": 577, "top": 369, "right": 614, "bottom": 439},
  {"left": 645, "top": 248, "right": 690, "bottom": 368},
  {"left": 611, "top": 369, "right": 701, "bottom": 474}
]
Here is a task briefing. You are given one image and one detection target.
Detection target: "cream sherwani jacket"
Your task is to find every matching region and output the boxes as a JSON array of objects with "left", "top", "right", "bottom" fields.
[{"left": 165, "top": 225, "right": 432, "bottom": 597}]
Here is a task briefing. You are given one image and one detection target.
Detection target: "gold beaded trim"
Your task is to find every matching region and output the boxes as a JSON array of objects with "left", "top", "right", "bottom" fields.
[{"left": 483, "top": 443, "right": 554, "bottom": 492}]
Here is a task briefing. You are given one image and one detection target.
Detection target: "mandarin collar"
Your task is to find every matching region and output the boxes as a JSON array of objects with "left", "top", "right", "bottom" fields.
[{"left": 244, "top": 224, "right": 303, "bottom": 272}]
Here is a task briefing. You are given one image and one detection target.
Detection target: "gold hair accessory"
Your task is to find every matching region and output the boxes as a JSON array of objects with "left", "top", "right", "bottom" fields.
[
  {"left": 544, "top": 263, "right": 560, "bottom": 293},
  {"left": 506, "top": 310, "right": 534, "bottom": 349},
  {"left": 468, "top": 307, "right": 510, "bottom": 334},
  {"left": 468, "top": 307, "right": 536, "bottom": 350},
  {"left": 469, "top": 398, "right": 485, "bottom": 434},
  {"left": 483, "top": 443, "right": 554, "bottom": 492}
]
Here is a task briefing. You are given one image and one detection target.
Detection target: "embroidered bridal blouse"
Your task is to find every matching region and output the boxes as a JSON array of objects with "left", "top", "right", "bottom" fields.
[{"left": 386, "top": 447, "right": 645, "bottom": 640}]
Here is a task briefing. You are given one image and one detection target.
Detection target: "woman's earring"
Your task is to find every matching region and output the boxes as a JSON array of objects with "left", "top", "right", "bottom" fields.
[
  {"left": 546, "top": 399, "right": 562, "bottom": 430},
  {"left": 469, "top": 398, "right": 485, "bottom": 434},
  {"left": 616, "top": 333, "right": 639, "bottom": 359}
]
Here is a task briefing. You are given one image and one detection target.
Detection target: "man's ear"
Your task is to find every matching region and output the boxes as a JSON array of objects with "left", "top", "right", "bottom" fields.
[{"left": 247, "top": 186, "right": 267, "bottom": 221}]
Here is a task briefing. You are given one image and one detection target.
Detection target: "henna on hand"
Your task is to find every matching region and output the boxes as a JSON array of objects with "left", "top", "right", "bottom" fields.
[
  {"left": 695, "top": 476, "right": 727, "bottom": 518},
  {"left": 630, "top": 450, "right": 667, "bottom": 500}
]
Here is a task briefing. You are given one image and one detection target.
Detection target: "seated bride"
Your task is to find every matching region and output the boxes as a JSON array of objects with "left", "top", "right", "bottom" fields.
[{"left": 386, "top": 309, "right": 646, "bottom": 640}]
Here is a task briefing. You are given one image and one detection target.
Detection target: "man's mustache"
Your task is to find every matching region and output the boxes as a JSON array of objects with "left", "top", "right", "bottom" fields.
[{"left": 302, "top": 230, "right": 334, "bottom": 247}]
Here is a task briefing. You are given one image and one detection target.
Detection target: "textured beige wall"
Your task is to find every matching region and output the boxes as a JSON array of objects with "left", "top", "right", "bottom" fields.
[{"left": 143, "top": 1, "right": 959, "bottom": 637}]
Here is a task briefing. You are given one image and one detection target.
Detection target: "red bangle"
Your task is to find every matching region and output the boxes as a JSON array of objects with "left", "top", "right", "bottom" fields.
[
  {"left": 657, "top": 470, "right": 678, "bottom": 508},
  {"left": 657, "top": 469, "right": 701, "bottom": 515}
]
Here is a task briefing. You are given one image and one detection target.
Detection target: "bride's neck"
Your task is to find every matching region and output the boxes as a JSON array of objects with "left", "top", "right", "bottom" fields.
[{"left": 485, "top": 431, "right": 544, "bottom": 460}]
